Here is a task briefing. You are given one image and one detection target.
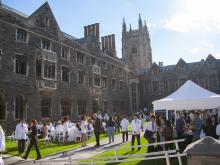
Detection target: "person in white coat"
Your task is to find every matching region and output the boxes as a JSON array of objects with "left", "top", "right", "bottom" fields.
[
  {"left": 216, "top": 121, "right": 220, "bottom": 140},
  {"left": 15, "top": 120, "right": 28, "bottom": 155},
  {"left": 131, "top": 114, "right": 141, "bottom": 151},
  {"left": 0, "top": 125, "right": 5, "bottom": 165},
  {"left": 120, "top": 116, "right": 129, "bottom": 143}
]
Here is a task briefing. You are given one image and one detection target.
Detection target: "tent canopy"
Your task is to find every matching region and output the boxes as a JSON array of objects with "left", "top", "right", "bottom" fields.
[{"left": 153, "top": 80, "right": 220, "bottom": 111}]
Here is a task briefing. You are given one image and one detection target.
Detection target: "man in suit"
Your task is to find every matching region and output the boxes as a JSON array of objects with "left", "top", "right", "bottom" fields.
[
  {"left": 15, "top": 120, "right": 28, "bottom": 155},
  {"left": 23, "top": 120, "right": 41, "bottom": 160}
]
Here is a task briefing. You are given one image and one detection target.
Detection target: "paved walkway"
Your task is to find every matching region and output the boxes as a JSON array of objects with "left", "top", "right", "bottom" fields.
[{"left": 3, "top": 132, "right": 136, "bottom": 165}]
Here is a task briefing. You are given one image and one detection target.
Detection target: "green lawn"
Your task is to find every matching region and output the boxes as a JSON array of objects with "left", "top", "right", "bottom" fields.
[
  {"left": 90, "top": 137, "right": 187, "bottom": 165},
  {"left": 4, "top": 133, "right": 111, "bottom": 159},
  {"left": 4, "top": 124, "right": 132, "bottom": 159}
]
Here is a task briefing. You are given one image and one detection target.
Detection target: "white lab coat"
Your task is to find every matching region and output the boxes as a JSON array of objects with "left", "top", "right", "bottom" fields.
[
  {"left": 15, "top": 123, "right": 28, "bottom": 140},
  {"left": 120, "top": 118, "right": 129, "bottom": 132},
  {"left": 216, "top": 123, "right": 220, "bottom": 138},
  {"left": 131, "top": 119, "right": 141, "bottom": 135},
  {"left": 0, "top": 125, "right": 5, "bottom": 153}
]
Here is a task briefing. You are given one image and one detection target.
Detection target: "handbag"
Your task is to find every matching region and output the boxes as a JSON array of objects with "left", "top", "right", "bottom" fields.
[{"left": 144, "top": 130, "right": 154, "bottom": 143}]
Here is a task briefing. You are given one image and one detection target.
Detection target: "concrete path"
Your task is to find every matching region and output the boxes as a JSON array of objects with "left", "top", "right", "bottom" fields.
[{"left": 3, "top": 132, "right": 139, "bottom": 165}]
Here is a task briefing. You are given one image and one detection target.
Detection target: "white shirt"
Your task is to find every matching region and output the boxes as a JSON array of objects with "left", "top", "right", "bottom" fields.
[
  {"left": 63, "top": 122, "right": 69, "bottom": 132},
  {"left": 87, "top": 123, "right": 94, "bottom": 132},
  {"left": 104, "top": 114, "right": 109, "bottom": 121},
  {"left": 145, "top": 121, "right": 158, "bottom": 133},
  {"left": 120, "top": 118, "right": 129, "bottom": 132},
  {"left": 189, "top": 113, "right": 194, "bottom": 121},
  {"left": 216, "top": 124, "right": 220, "bottom": 136},
  {"left": 80, "top": 120, "right": 88, "bottom": 133},
  {"left": 131, "top": 119, "right": 141, "bottom": 135},
  {"left": 15, "top": 123, "right": 28, "bottom": 140},
  {"left": 0, "top": 125, "right": 5, "bottom": 152},
  {"left": 48, "top": 123, "right": 55, "bottom": 132}
]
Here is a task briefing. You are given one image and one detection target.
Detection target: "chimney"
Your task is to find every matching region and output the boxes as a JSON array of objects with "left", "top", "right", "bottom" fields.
[
  {"left": 88, "top": 25, "right": 92, "bottom": 35},
  {"left": 95, "top": 23, "right": 99, "bottom": 39},
  {"left": 111, "top": 34, "right": 115, "bottom": 50},
  {"left": 104, "top": 36, "right": 108, "bottom": 51},
  {"left": 101, "top": 37, "right": 105, "bottom": 51},
  {"left": 101, "top": 34, "right": 116, "bottom": 57},
  {"left": 84, "top": 26, "right": 88, "bottom": 37},
  {"left": 108, "top": 35, "right": 112, "bottom": 50}
]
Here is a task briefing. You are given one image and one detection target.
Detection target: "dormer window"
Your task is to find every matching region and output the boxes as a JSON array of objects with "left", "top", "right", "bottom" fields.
[{"left": 44, "top": 17, "right": 50, "bottom": 27}]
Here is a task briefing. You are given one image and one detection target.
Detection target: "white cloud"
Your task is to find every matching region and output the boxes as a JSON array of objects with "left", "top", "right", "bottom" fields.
[
  {"left": 200, "top": 40, "right": 213, "bottom": 48},
  {"left": 188, "top": 47, "right": 200, "bottom": 54},
  {"left": 165, "top": 0, "right": 220, "bottom": 32},
  {"left": 215, "top": 53, "right": 220, "bottom": 58},
  {"left": 147, "top": 23, "right": 156, "bottom": 29}
]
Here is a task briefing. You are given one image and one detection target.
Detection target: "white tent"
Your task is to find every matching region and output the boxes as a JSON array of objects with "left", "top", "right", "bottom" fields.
[{"left": 153, "top": 80, "right": 220, "bottom": 111}]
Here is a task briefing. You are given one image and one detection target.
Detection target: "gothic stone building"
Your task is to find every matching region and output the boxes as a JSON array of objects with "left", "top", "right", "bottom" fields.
[
  {"left": 139, "top": 56, "right": 220, "bottom": 110},
  {"left": 0, "top": 2, "right": 152, "bottom": 133},
  {"left": 1, "top": 2, "right": 220, "bottom": 134}
]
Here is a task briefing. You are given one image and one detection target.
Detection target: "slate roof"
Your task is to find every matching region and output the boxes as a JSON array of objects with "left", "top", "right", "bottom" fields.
[
  {"left": 62, "top": 32, "right": 77, "bottom": 41},
  {"left": 0, "top": 3, "right": 28, "bottom": 18},
  {"left": 184, "top": 136, "right": 220, "bottom": 156}
]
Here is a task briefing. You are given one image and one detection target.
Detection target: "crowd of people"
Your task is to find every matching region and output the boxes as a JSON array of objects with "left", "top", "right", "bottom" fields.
[
  {"left": 0, "top": 109, "right": 219, "bottom": 161},
  {"left": 11, "top": 113, "right": 131, "bottom": 160},
  {"left": 132, "top": 109, "right": 220, "bottom": 152}
]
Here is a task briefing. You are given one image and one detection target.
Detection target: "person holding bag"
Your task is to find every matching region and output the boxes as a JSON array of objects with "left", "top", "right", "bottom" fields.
[{"left": 144, "top": 115, "right": 158, "bottom": 153}]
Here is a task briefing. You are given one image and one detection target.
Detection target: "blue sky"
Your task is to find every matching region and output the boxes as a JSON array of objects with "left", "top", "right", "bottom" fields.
[{"left": 3, "top": 0, "right": 220, "bottom": 65}]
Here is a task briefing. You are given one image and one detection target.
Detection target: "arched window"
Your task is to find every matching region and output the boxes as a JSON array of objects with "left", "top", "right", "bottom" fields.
[
  {"left": 131, "top": 47, "right": 137, "bottom": 54},
  {"left": 15, "top": 95, "right": 25, "bottom": 120},
  {"left": 0, "top": 92, "right": 6, "bottom": 120},
  {"left": 131, "top": 83, "right": 137, "bottom": 112}
]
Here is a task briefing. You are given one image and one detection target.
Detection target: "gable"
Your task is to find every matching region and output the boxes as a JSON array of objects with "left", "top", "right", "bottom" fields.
[
  {"left": 27, "top": 2, "right": 60, "bottom": 38},
  {"left": 176, "top": 58, "right": 188, "bottom": 72},
  {"left": 205, "top": 54, "right": 216, "bottom": 64},
  {"left": 150, "top": 62, "right": 160, "bottom": 75}
]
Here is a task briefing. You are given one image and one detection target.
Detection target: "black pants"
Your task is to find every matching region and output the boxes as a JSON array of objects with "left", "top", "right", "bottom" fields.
[
  {"left": 131, "top": 134, "right": 140, "bottom": 151},
  {"left": 24, "top": 138, "right": 41, "bottom": 159},
  {"left": 18, "top": 139, "right": 25, "bottom": 154},
  {"left": 177, "top": 132, "right": 185, "bottom": 152},
  {"left": 122, "top": 131, "right": 128, "bottom": 142},
  {"left": 94, "top": 131, "right": 100, "bottom": 146}
]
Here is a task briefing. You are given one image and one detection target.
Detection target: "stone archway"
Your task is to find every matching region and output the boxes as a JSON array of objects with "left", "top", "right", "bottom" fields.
[{"left": 15, "top": 94, "right": 26, "bottom": 120}]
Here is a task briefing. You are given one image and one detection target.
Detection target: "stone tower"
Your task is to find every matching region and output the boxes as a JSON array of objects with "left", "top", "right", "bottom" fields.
[{"left": 122, "top": 14, "right": 152, "bottom": 73}]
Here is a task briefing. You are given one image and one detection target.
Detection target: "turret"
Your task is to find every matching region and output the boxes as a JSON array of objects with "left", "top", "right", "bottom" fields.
[
  {"left": 122, "top": 18, "right": 127, "bottom": 33},
  {"left": 129, "top": 24, "right": 132, "bottom": 32},
  {"left": 138, "top": 13, "right": 143, "bottom": 29}
]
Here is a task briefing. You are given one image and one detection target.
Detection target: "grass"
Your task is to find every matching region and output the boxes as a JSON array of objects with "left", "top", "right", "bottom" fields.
[
  {"left": 90, "top": 137, "right": 187, "bottom": 165},
  {"left": 4, "top": 124, "right": 136, "bottom": 160},
  {"left": 4, "top": 132, "right": 112, "bottom": 159}
]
